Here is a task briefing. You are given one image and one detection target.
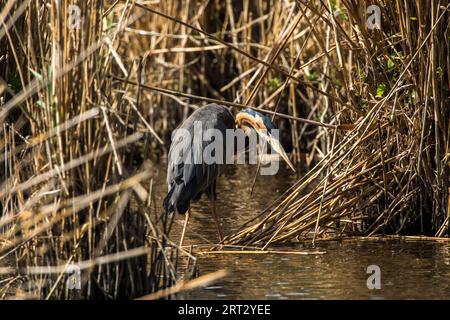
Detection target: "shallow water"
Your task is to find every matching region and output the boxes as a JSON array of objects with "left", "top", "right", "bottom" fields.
[
  {"left": 154, "top": 161, "right": 450, "bottom": 299},
  {"left": 186, "top": 240, "right": 450, "bottom": 299}
]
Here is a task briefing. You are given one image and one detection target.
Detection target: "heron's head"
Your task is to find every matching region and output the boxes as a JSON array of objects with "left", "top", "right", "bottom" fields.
[{"left": 235, "top": 108, "right": 295, "bottom": 172}]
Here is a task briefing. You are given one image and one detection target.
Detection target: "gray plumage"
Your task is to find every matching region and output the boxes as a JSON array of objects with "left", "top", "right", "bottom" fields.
[{"left": 163, "top": 104, "right": 235, "bottom": 215}]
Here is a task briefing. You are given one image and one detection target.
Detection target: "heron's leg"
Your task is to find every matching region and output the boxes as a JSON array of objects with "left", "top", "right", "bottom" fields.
[
  {"left": 210, "top": 198, "right": 223, "bottom": 243},
  {"left": 179, "top": 207, "right": 191, "bottom": 247}
]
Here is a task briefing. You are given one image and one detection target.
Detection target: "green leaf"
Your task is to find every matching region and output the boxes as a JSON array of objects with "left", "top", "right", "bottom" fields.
[
  {"left": 408, "top": 89, "right": 417, "bottom": 105},
  {"left": 437, "top": 66, "right": 443, "bottom": 80},
  {"left": 376, "top": 83, "right": 386, "bottom": 97},
  {"left": 387, "top": 57, "right": 395, "bottom": 70},
  {"left": 102, "top": 13, "right": 116, "bottom": 32},
  {"left": 307, "top": 71, "right": 318, "bottom": 81},
  {"left": 358, "top": 67, "right": 366, "bottom": 80},
  {"left": 360, "top": 102, "right": 368, "bottom": 113},
  {"left": 268, "top": 78, "right": 281, "bottom": 91},
  {"left": 36, "top": 100, "right": 45, "bottom": 109},
  {"left": 330, "top": 0, "right": 337, "bottom": 11},
  {"left": 28, "top": 67, "right": 42, "bottom": 80}
]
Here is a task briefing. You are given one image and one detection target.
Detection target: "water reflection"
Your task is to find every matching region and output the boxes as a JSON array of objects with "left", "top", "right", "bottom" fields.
[
  {"left": 185, "top": 241, "right": 450, "bottom": 299},
  {"left": 153, "top": 159, "right": 450, "bottom": 299}
]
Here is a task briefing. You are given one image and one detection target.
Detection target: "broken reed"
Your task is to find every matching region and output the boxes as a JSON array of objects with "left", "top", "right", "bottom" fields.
[{"left": 0, "top": 1, "right": 192, "bottom": 299}]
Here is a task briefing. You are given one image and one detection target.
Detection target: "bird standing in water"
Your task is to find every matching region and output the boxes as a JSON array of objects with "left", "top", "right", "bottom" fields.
[{"left": 163, "top": 103, "right": 294, "bottom": 246}]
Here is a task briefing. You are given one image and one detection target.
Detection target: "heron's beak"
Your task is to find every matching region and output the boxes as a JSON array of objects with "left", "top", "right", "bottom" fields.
[{"left": 256, "top": 130, "right": 296, "bottom": 172}]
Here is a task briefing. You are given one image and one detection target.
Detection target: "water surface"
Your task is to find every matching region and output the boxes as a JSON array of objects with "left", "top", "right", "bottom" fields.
[{"left": 154, "top": 160, "right": 450, "bottom": 299}]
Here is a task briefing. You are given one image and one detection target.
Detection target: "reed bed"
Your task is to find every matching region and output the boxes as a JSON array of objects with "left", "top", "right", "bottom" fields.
[
  {"left": 224, "top": 0, "right": 450, "bottom": 245},
  {"left": 0, "top": 0, "right": 194, "bottom": 299}
]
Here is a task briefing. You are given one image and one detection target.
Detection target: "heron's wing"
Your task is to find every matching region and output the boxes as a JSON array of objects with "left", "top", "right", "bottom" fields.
[
  {"left": 167, "top": 127, "right": 194, "bottom": 187},
  {"left": 167, "top": 119, "right": 221, "bottom": 190}
]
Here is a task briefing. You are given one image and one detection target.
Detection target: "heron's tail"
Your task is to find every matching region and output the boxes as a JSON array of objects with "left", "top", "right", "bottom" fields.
[
  {"left": 163, "top": 185, "right": 190, "bottom": 216},
  {"left": 163, "top": 187, "right": 176, "bottom": 215}
]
